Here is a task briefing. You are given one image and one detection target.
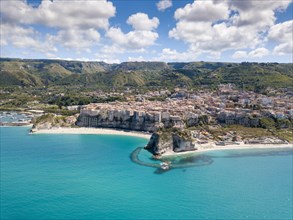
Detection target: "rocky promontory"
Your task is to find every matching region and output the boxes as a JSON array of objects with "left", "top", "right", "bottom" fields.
[
  {"left": 30, "top": 113, "right": 78, "bottom": 132},
  {"left": 145, "top": 128, "right": 197, "bottom": 156}
]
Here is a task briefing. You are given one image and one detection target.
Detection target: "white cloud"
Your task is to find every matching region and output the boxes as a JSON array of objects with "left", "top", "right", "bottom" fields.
[
  {"left": 268, "top": 20, "right": 293, "bottom": 55},
  {"left": 107, "top": 28, "right": 159, "bottom": 49},
  {"left": 232, "top": 48, "right": 269, "bottom": 59},
  {"left": 101, "top": 45, "right": 126, "bottom": 54},
  {"left": 46, "top": 56, "right": 98, "bottom": 62},
  {"left": 127, "top": 13, "right": 159, "bottom": 31},
  {"left": 128, "top": 56, "right": 146, "bottom": 62},
  {"left": 157, "top": 0, "right": 172, "bottom": 11},
  {"left": 273, "top": 43, "right": 293, "bottom": 55},
  {"left": 232, "top": 51, "right": 248, "bottom": 59},
  {"left": 53, "top": 29, "right": 100, "bottom": 50},
  {"left": 107, "top": 13, "right": 159, "bottom": 50},
  {"left": 174, "top": 1, "right": 229, "bottom": 22},
  {"left": 169, "top": 0, "right": 291, "bottom": 58},
  {"left": 94, "top": 53, "right": 120, "bottom": 64},
  {"left": 0, "top": 0, "right": 115, "bottom": 52},
  {"left": 0, "top": 0, "right": 116, "bottom": 30},
  {"left": 103, "top": 58, "right": 120, "bottom": 64},
  {"left": 206, "top": 51, "right": 221, "bottom": 60},
  {"left": 268, "top": 20, "right": 293, "bottom": 42},
  {"left": 229, "top": 1, "right": 290, "bottom": 29},
  {"left": 248, "top": 48, "right": 270, "bottom": 58},
  {"left": 45, "top": 53, "right": 57, "bottom": 59},
  {"left": 158, "top": 48, "right": 198, "bottom": 61},
  {"left": 0, "top": 23, "right": 57, "bottom": 53},
  {"left": 1, "top": 0, "right": 291, "bottom": 61}
]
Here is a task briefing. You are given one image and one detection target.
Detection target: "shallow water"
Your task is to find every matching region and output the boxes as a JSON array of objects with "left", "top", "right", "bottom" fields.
[{"left": 1, "top": 126, "right": 292, "bottom": 219}]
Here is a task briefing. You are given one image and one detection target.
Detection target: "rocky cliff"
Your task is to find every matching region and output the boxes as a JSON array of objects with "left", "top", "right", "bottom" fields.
[
  {"left": 145, "top": 128, "right": 197, "bottom": 155},
  {"left": 76, "top": 109, "right": 209, "bottom": 132},
  {"left": 76, "top": 109, "right": 162, "bottom": 132},
  {"left": 31, "top": 114, "right": 77, "bottom": 131}
]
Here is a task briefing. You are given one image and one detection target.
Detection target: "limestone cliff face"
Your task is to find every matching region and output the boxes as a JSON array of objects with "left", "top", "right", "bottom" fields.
[
  {"left": 145, "top": 133, "right": 173, "bottom": 155},
  {"left": 172, "top": 133, "right": 195, "bottom": 152},
  {"left": 76, "top": 110, "right": 163, "bottom": 132},
  {"left": 145, "top": 129, "right": 197, "bottom": 155},
  {"left": 76, "top": 109, "right": 210, "bottom": 132}
]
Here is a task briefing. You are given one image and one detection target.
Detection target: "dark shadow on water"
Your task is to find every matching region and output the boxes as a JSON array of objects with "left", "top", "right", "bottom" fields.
[
  {"left": 130, "top": 147, "right": 214, "bottom": 174},
  {"left": 130, "top": 147, "right": 293, "bottom": 174}
]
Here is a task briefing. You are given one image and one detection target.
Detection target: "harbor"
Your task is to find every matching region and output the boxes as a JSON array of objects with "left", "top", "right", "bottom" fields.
[{"left": 0, "top": 111, "right": 34, "bottom": 126}]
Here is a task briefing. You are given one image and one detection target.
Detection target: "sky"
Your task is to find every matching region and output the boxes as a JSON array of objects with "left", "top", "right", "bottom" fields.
[{"left": 0, "top": 0, "right": 292, "bottom": 63}]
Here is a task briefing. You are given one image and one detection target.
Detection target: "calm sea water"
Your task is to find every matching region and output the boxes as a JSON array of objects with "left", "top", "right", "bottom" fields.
[{"left": 1, "top": 127, "right": 292, "bottom": 219}]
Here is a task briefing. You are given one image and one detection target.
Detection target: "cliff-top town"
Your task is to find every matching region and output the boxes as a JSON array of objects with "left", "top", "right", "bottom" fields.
[
  {"left": 2, "top": 83, "right": 292, "bottom": 156},
  {"left": 79, "top": 84, "right": 293, "bottom": 129},
  {"left": 2, "top": 1, "right": 293, "bottom": 218},
  {"left": 69, "top": 84, "right": 293, "bottom": 155}
]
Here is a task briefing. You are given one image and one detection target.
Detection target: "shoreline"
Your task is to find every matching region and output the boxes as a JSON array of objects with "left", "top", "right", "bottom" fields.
[
  {"left": 31, "top": 127, "right": 151, "bottom": 139},
  {"left": 0, "top": 124, "right": 33, "bottom": 128},
  {"left": 161, "top": 142, "right": 293, "bottom": 157},
  {"left": 7, "top": 125, "right": 292, "bottom": 156}
]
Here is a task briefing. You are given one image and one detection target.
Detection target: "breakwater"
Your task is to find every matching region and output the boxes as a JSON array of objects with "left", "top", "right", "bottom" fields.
[{"left": 130, "top": 147, "right": 214, "bottom": 173}]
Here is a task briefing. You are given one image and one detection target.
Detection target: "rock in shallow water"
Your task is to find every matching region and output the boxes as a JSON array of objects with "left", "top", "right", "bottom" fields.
[{"left": 145, "top": 128, "right": 197, "bottom": 155}]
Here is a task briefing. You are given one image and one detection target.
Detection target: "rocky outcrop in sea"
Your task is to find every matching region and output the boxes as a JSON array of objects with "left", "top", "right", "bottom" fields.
[{"left": 145, "top": 128, "right": 197, "bottom": 155}]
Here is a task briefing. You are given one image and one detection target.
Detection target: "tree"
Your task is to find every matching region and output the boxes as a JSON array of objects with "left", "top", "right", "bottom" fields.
[{"left": 259, "top": 117, "right": 275, "bottom": 129}]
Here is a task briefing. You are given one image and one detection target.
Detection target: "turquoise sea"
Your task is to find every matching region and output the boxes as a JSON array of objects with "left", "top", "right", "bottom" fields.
[{"left": 1, "top": 126, "right": 292, "bottom": 219}]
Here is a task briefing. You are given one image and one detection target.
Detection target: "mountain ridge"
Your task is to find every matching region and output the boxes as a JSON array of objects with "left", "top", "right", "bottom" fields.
[{"left": 1, "top": 58, "right": 292, "bottom": 90}]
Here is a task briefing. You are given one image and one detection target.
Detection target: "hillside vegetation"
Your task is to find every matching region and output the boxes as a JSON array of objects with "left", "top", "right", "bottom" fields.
[{"left": 1, "top": 58, "right": 292, "bottom": 90}]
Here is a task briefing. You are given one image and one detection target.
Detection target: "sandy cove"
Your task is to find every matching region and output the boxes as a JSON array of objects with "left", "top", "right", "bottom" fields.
[
  {"left": 162, "top": 141, "right": 293, "bottom": 157},
  {"left": 31, "top": 127, "right": 292, "bottom": 156},
  {"left": 31, "top": 127, "right": 151, "bottom": 139}
]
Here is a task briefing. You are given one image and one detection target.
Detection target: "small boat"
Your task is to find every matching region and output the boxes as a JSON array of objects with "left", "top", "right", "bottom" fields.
[{"left": 160, "top": 162, "right": 171, "bottom": 170}]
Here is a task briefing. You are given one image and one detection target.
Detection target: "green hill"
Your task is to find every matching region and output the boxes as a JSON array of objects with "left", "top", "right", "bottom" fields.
[{"left": 0, "top": 58, "right": 292, "bottom": 90}]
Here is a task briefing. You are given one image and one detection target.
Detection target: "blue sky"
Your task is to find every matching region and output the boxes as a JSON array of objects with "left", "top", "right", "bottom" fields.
[{"left": 1, "top": 0, "right": 292, "bottom": 63}]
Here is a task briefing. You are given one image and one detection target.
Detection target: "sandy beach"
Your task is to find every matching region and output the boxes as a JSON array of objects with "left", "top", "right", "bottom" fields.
[
  {"left": 162, "top": 141, "right": 293, "bottom": 157},
  {"left": 30, "top": 127, "right": 292, "bottom": 156},
  {"left": 31, "top": 127, "right": 152, "bottom": 139}
]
